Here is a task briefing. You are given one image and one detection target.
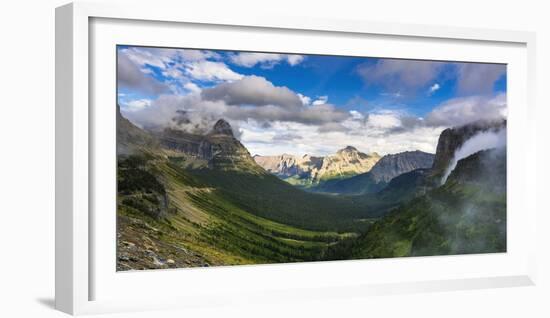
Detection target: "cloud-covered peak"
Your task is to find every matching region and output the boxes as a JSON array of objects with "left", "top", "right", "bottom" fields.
[{"left": 211, "top": 119, "right": 234, "bottom": 137}]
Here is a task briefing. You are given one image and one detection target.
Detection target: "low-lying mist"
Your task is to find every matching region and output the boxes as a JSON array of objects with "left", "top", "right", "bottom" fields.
[{"left": 441, "top": 127, "right": 507, "bottom": 184}]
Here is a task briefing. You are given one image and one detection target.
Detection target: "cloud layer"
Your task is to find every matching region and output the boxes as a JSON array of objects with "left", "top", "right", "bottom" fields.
[
  {"left": 357, "top": 59, "right": 505, "bottom": 97},
  {"left": 425, "top": 93, "right": 506, "bottom": 127},
  {"left": 118, "top": 47, "right": 507, "bottom": 157},
  {"left": 117, "top": 53, "right": 170, "bottom": 95}
]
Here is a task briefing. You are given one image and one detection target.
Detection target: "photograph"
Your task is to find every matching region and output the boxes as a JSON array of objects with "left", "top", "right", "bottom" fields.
[{"left": 116, "top": 45, "right": 507, "bottom": 271}]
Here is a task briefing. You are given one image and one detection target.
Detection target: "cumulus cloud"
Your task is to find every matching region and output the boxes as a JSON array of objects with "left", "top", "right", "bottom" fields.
[
  {"left": 357, "top": 60, "right": 505, "bottom": 97},
  {"left": 121, "top": 99, "right": 152, "bottom": 112},
  {"left": 317, "top": 122, "right": 349, "bottom": 133},
  {"left": 272, "top": 133, "right": 303, "bottom": 141},
  {"left": 122, "top": 47, "right": 175, "bottom": 69},
  {"left": 357, "top": 59, "right": 444, "bottom": 92},
  {"left": 241, "top": 120, "right": 442, "bottom": 157},
  {"left": 456, "top": 63, "right": 506, "bottom": 95},
  {"left": 428, "top": 83, "right": 440, "bottom": 94},
  {"left": 183, "top": 60, "right": 244, "bottom": 82},
  {"left": 117, "top": 53, "right": 170, "bottom": 95},
  {"left": 297, "top": 93, "right": 312, "bottom": 106},
  {"left": 118, "top": 47, "right": 240, "bottom": 96},
  {"left": 312, "top": 96, "right": 329, "bottom": 106},
  {"left": 183, "top": 82, "right": 201, "bottom": 93},
  {"left": 349, "top": 110, "right": 365, "bottom": 120},
  {"left": 201, "top": 75, "right": 302, "bottom": 109},
  {"left": 123, "top": 94, "right": 230, "bottom": 135},
  {"left": 122, "top": 47, "right": 220, "bottom": 69},
  {"left": 366, "top": 112, "right": 402, "bottom": 130},
  {"left": 123, "top": 76, "right": 350, "bottom": 135},
  {"left": 425, "top": 93, "right": 506, "bottom": 127},
  {"left": 223, "top": 103, "right": 349, "bottom": 126},
  {"left": 229, "top": 52, "right": 304, "bottom": 68}
]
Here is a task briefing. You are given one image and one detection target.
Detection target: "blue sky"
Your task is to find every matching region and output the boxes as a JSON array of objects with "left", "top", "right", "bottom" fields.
[{"left": 118, "top": 45, "right": 507, "bottom": 156}]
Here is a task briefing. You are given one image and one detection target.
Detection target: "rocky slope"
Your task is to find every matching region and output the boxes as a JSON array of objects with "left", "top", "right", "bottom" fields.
[
  {"left": 117, "top": 105, "right": 158, "bottom": 155},
  {"left": 368, "top": 151, "right": 435, "bottom": 183},
  {"left": 116, "top": 112, "right": 372, "bottom": 270},
  {"left": 253, "top": 146, "right": 380, "bottom": 186},
  {"left": 315, "top": 150, "right": 434, "bottom": 195}
]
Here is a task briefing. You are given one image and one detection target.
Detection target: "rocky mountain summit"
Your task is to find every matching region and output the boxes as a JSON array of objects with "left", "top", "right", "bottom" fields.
[
  {"left": 253, "top": 146, "right": 381, "bottom": 186},
  {"left": 160, "top": 119, "right": 260, "bottom": 171}
]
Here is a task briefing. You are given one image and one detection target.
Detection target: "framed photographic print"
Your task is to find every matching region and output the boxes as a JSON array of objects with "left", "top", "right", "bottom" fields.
[{"left": 56, "top": 1, "right": 537, "bottom": 315}]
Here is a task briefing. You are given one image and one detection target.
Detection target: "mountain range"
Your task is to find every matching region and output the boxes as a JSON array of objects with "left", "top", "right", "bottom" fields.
[
  {"left": 116, "top": 106, "right": 507, "bottom": 270},
  {"left": 313, "top": 150, "right": 435, "bottom": 195},
  {"left": 253, "top": 146, "right": 381, "bottom": 186}
]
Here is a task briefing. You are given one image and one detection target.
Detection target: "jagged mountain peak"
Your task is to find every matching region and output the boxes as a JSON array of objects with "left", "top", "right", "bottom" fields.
[
  {"left": 211, "top": 119, "right": 234, "bottom": 137},
  {"left": 337, "top": 145, "right": 359, "bottom": 153}
]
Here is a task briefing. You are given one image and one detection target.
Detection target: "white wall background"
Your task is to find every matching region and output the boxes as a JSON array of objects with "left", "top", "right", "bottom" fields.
[{"left": 0, "top": 0, "right": 548, "bottom": 317}]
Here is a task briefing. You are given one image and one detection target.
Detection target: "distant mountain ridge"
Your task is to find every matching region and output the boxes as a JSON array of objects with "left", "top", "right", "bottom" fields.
[
  {"left": 314, "top": 150, "right": 435, "bottom": 195},
  {"left": 253, "top": 146, "right": 381, "bottom": 186}
]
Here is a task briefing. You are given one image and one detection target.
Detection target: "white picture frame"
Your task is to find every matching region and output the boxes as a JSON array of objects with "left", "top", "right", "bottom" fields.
[{"left": 55, "top": 1, "right": 538, "bottom": 315}]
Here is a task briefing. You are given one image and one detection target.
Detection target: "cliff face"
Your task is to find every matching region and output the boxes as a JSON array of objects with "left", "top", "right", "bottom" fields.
[{"left": 431, "top": 119, "right": 506, "bottom": 176}]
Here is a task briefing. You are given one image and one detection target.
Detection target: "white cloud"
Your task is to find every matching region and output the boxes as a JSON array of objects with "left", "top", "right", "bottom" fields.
[
  {"left": 297, "top": 93, "right": 311, "bottom": 106},
  {"left": 229, "top": 52, "right": 305, "bottom": 68},
  {"left": 312, "top": 96, "right": 328, "bottom": 106},
  {"left": 425, "top": 93, "right": 506, "bottom": 127},
  {"left": 184, "top": 82, "right": 201, "bottom": 93},
  {"left": 349, "top": 110, "right": 365, "bottom": 120},
  {"left": 122, "top": 47, "right": 174, "bottom": 69},
  {"left": 184, "top": 61, "right": 244, "bottom": 82},
  {"left": 287, "top": 55, "right": 305, "bottom": 66},
  {"left": 366, "top": 112, "right": 402, "bottom": 130},
  {"left": 428, "top": 83, "right": 440, "bottom": 94},
  {"left": 117, "top": 53, "right": 170, "bottom": 94},
  {"left": 201, "top": 75, "right": 302, "bottom": 109},
  {"left": 456, "top": 63, "right": 505, "bottom": 95},
  {"left": 119, "top": 47, "right": 241, "bottom": 96},
  {"left": 124, "top": 76, "right": 349, "bottom": 133},
  {"left": 240, "top": 119, "right": 442, "bottom": 157},
  {"left": 358, "top": 59, "right": 444, "bottom": 92},
  {"left": 122, "top": 99, "right": 152, "bottom": 112},
  {"left": 121, "top": 47, "right": 220, "bottom": 70}
]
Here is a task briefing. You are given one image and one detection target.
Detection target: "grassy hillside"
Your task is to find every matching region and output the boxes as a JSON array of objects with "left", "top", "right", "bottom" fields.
[
  {"left": 313, "top": 172, "right": 386, "bottom": 195},
  {"left": 116, "top": 109, "right": 507, "bottom": 270},
  {"left": 117, "top": 153, "right": 359, "bottom": 270},
  {"left": 187, "top": 166, "right": 382, "bottom": 232},
  {"left": 351, "top": 149, "right": 506, "bottom": 258}
]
